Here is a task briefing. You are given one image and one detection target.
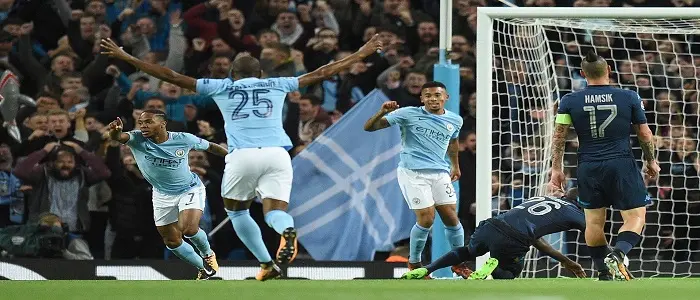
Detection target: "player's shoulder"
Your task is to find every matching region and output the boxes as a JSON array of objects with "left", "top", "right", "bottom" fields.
[
  {"left": 390, "top": 106, "right": 418, "bottom": 116},
  {"left": 443, "top": 110, "right": 463, "bottom": 124},
  {"left": 128, "top": 130, "right": 144, "bottom": 139}
]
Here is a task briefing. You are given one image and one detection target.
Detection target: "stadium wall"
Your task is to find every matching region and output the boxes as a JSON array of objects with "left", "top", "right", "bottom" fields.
[{"left": 2, "top": 259, "right": 699, "bottom": 280}]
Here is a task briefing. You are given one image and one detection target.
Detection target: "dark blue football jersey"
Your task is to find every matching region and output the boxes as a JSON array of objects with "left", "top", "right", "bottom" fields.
[
  {"left": 556, "top": 85, "right": 646, "bottom": 162},
  {"left": 494, "top": 196, "right": 586, "bottom": 241}
]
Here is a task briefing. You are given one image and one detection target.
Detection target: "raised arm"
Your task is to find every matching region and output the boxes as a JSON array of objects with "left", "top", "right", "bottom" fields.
[
  {"left": 99, "top": 38, "right": 196, "bottom": 91},
  {"left": 298, "top": 34, "right": 382, "bottom": 88},
  {"left": 106, "top": 117, "right": 130, "bottom": 144},
  {"left": 205, "top": 142, "right": 228, "bottom": 157},
  {"left": 532, "top": 238, "right": 586, "bottom": 278},
  {"left": 364, "top": 101, "right": 398, "bottom": 132}
]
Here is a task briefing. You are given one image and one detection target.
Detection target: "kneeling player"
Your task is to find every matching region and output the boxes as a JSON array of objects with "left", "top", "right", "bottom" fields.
[
  {"left": 402, "top": 189, "right": 587, "bottom": 280},
  {"left": 107, "top": 112, "right": 228, "bottom": 279}
]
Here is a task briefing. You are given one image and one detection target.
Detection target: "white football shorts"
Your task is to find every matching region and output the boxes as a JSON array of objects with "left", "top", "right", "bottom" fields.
[
  {"left": 221, "top": 147, "right": 293, "bottom": 202},
  {"left": 152, "top": 184, "right": 206, "bottom": 226},
  {"left": 396, "top": 167, "right": 457, "bottom": 210}
]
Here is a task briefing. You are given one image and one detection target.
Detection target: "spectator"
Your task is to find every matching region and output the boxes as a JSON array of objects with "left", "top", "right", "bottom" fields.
[
  {"left": 0, "top": 143, "right": 23, "bottom": 228},
  {"left": 289, "top": 94, "right": 332, "bottom": 153}
]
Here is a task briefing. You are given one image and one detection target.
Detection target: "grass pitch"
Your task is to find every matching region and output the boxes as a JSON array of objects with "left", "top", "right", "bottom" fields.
[{"left": 3, "top": 279, "right": 700, "bottom": 300}]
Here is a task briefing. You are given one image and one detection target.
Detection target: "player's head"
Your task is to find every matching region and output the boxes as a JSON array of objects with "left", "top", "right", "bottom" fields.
[
  {"left": 230, "top": 55, "right": 262, "bottom": 80},
  {"left": 138, "top": 109, "right": 167, "bottom": 138},
  {"left": 581, "top": 50, "right": 611, "bottom": 82},
  {"left": 420, "top": 81, "right": 449, "bottom": 113}
]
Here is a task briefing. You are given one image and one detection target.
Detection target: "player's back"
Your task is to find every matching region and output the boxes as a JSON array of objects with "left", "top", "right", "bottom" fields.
[
  {"left": 494, "top": 196, "right": 585, "bottom": 241},
  {"left": 127, "top": 131, "right": 208, "bottom": 195},
  {"left": 386, "top": 106, "right": 462, "bottom": 172},
  {"left": 195, "top": 77, "right": 296, "bottom": 151},
  {"left": 558, "top": 85, "right": 646, "bottom": 162}
]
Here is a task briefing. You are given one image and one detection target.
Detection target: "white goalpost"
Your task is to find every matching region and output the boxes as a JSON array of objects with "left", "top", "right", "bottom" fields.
[{"left": 476, "top": 7, "right": 700, "bottom": 278}]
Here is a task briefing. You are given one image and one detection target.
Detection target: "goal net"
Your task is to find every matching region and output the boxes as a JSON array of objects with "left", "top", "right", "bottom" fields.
[{"left": 483, "top": 11, "right": 700, "bottom": 278}]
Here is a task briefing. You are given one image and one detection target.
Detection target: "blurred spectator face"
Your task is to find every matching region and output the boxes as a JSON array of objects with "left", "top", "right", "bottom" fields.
[
  {"left": 573, "top": 0, "right": 590, "bottom": 6},
  {"left": 227, "top": 9, "right": 245, "bottom": 31},
  {"left": 491, "top": 174, "right": 500, "bottom": 195},
  {"left": 378, "top": 30, "right": 398, "bottom": 48},
  {"left": 145, "top": 98, "right": 167, "bottom": 111},
  {"left": 258, "top": 31, "right": 280, "bottom": 48},
  {"left": 135, "top": 78, "right": 151, "bottom": 91},
  {"left": 86, "top": 0, "right": 106, "bottom": 18},
  {"left": 268, "top": 0, "right": 290, "bottom": 15},
  {"left": 260, "top": 47, "right": 285, "bottom": 68},
  {"left": 0, "top": 143, "right": 11, "bottom": 169},
  {"left": 464, "top": 132, "right": 476, "bottom": 152},
  {"left": 52, "top": 150, "right": 76, "bottom": 179},
  {"left": 36, "top": 97, "right": 60, "bottom": 113},
  {"left": 3, "top": 23, "right": 19, "bottom": 36},
  {"left": 276, "top": 12, "right": 298, "bottom": 34},
  {"left": 298, "top": 97, "right": 320, "bottom": 122},
  {"left": 51, "top": 55, "right": 75, "bottom": 77},
  {"left": 188, "top": 150, "right": 210, "bottom": 167},
  {"left": 150, "top": 0, "right": 170, "bottom": 14},
  {"left": 211, "top": 38, "right": 232, "bottom": 55},
  {"left": 316, "top": 28, "right": 338, "bottom": 52},
  {"left": 452, "top": 35, "right": 470, "bottom": 55},
  {"left": 85, "top": 116, "right": 104, "bottom": 132},
  {"left": 158, "top": 81, "right": 181, "bottom": 98},
  {"left": 671, "top": 126, "right": 685, "bottom": 138},
  {"left": 136, "top": 17, "right": 156, "bottom": 37},
  {"left": 677, "top": 137, "right": 696, "bottom": 153},
  {"left": 383, "top": 0, "right": 401, "bottom": 15},
  {"left": 460, "top": 66, "right": 474, "bottom": 81},
  {"left": 363, "top": 27, "right": 376, "bottom": 42},
  {"left": 122, "top": 155, "right": 139, "bottom": 174},
  {"left": 29, "top": 114, "right": 48, "bottom": 131},
  {"left": 403, "top": 72, "right": 427, "bottom": 95},
  {"left": 417, "top": 21, "right": 437, "bottom": 44},
  {"left": 60, "top": 89, "right": 81, "bottom": 109},
  {"left": 143, "top": 52, "right": 159, "bottom": 64},
  {"left": 60, "top": 75, "right": 83, "bottom": 91},
  {"left": 210, "top": 56, "right": 232, "bottom": 78},
  {"left": 591, "top": 0, "right": 610, "bottom": 6},
  {"left": 49, "top": 113, "right": 71, "bottom": 138},
  {"left": 80, "top": 15, "right": 96, "bottom": 39},
  {"left": 535, "top": 0, "right": 555, "bottom": 6}
]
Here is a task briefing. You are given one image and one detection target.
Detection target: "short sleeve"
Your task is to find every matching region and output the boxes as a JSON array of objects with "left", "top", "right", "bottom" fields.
[
  {"left": 630, "top": 91, "right": 647, "bottom": 124},
  {"left": 555, "top": 94, "right": 572, "bottom": 125},
  {"left": 183, "top": 133, "right": 210, "bottom": 151},
  {"left": 451, "top": 116, "right": 464, "bottom": 139},
  {"left": 270, "top": 77, "right": 299, "bottom": 92},
  {"left": 384, "top": 108, "right": 408, "bottom": 126},
  {"left": 125, "top": 130, "right": 142, "bottom": 146},
  {"left": 196, "top": 78, "right": 227, "bottom": 97}
]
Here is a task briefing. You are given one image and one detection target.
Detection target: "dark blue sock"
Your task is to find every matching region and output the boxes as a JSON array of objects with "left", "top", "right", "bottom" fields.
[
  {"left": 615, "top": 231, "right": 641, "bottom": 256},
  {"left": 425, "top": 246, "right": 472, "bottom": 274},
  {"left": 588, "top": 245, "right": 610, "bottom": 272}
]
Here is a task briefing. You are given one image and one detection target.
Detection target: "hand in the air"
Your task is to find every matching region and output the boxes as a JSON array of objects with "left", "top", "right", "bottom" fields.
[
  {"left": 381, "top": 101, "right": 399, "bottom": 113},
  {"left": 100, "top": 38, "right": 130, "bottom": 61},
  {"left": 358, "top": 34, "right": 383, "bottom": 58},
  {"left": 107, "top": 117, "right": 124, "bottom": 135}
]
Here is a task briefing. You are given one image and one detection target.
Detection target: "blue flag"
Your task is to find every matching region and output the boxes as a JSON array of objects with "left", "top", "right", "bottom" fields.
[{"left": 288, "top": 90, "right": 415, "bottom": 261}]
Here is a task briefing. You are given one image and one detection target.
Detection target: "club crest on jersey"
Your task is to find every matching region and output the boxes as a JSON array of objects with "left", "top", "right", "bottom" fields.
[
  {"left": 446, "top": 123, "right": 454, "bottom": 132},
  {"left": 412, "top": 198, "right": 421, "bottom": 205},
  {"left": 175, "top": 149, "right": 186, "bottom": 157}
]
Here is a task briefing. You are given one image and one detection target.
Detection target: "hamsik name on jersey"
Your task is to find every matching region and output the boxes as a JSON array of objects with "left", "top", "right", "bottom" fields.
[{"left": 584, "top": 94, "right": 613, "bottom": 104}]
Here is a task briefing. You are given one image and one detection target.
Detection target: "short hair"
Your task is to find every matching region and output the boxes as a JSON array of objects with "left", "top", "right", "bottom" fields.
[
  {"left": 565, "top": 188, "right": 579, "bottom": 204},
  {"left": 61, "top": 72, "right": 82, "bottom": 80},
  {"left": 265, "top": 42, "right": 291, "bottom": 57},
  {"left": 257, "top": 28, "right": 279, "bottom": 39},
  {"left": 209, "top": 53, "right": 232, "bottom": 65},
  {"left": 300, "top": 94, "right": 323, "bottom": 106},
  {"left": 38, "top": 212, "right": 62, "bottom": 227},
  {"left": 421, "top": 81, "right": 447, "bottom": 92},
  {"left": 231, "top": 55, "right": 261, "bottom": 79},
  {"left": 47, "top": 109, "right": 70, "bottom": 119},
  {"left": 581, "top": 50, "right": 608, "bottom": 79},
  {"left": 36, "top": 91, "right": 60, "bottom": 101},
  {"left": 141, "top": 109, "right": 166, "bottom": 120},
  {"left": 144, "top": 96, "right": 166, "bottom": 107}
]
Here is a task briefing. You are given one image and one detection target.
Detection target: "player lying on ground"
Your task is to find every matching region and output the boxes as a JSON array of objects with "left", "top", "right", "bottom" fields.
[
  {"left": 106, "top": 111, "right": 228, "bottom": 280},
  {"left": 549, "top": 51, "right": 659, "bottom": 281},
  {"left": 364, "top": 82, "right": 470, "bottom": 278},
  {"left": 101, "top": 36, "right": 383, "bottom": 281},
  {"left": 402, "top": 189, "right": 587, "bottom": 280}
]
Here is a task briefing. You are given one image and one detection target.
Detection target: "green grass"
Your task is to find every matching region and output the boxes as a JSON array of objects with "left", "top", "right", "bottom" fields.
[{"left": 4, "top": 279, "right": 700, "bottom": 300}]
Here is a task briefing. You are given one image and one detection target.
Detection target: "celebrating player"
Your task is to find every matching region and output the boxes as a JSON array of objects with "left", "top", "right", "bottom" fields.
[
  {"left": 549, "top": 51, "right": 660, "bottom": 281},
  {"left": 106, "top": 111, "right": 228, "bottom": 280},
  {"left": 364, "top": 82, "right": 470, "bottom": 278},
  {"left": 402, "top": 189, "right": 587, "bottom": 280},
  {"left": 101, "top": 36, "right": 382, "bottom": 281}
]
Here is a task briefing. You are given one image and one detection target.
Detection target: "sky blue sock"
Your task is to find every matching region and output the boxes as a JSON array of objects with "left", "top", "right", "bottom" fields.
[
  {"left": 264, "top": 210, "right": 295, "bottom": 234},
  {"left": 445, "top": 224, "right": 465, "bottom": 249},
  {"left": 226, "top": 209, "right": 273, "bottom": 263},
  {"left": 167, "top": 241, "right": 204, "bottom": 269},
  {"left": 185, "top": 228, "right": 214, "bottom": 257},
  {"left": 409, "top": 224, "right": 431, "bottom": 264}
]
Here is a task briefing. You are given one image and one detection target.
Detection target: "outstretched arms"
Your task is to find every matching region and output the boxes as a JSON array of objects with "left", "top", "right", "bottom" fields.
[
  {"left": 364, "top": 101, "right": 398, "bottom": 132},
  {"left": 100, "top": 38, "right": 197, "bottom": 91},
  {"left": 298, "top": 34, "right": 383, "bottom": 88}
]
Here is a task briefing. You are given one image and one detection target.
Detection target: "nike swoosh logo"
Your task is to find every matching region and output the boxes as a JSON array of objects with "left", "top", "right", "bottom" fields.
[
  {"left": 185, "top": 202, "right": 193, "bottom": 206},
  {"left": 418, "top": 117, "right": 429, "bottom": 120}
]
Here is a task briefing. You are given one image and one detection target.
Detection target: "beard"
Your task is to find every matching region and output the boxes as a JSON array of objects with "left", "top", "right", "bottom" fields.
[{"left": 51, "top": 167, "right": 77, "bottom": 180}]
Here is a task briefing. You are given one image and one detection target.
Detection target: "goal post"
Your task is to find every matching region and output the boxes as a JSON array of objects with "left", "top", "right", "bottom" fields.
[{"left": 475, "top": 7, "right": 700, "bottom": 277}]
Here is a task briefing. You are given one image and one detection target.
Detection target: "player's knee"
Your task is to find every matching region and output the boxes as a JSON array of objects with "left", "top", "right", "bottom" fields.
[
  {"left": 163, "top": 235, "right": 183, "bottom": 248},
  {"left": 180, "top": 225, "right": 199, "bottom": 237},
  {"left": 416, "top": 215, "right": 434, "bottom": 228}
]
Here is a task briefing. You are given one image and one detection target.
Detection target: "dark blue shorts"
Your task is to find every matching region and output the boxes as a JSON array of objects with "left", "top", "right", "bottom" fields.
[
  {"left": 577, "top": 157, "right": 650, "bottom": 210},
  {"left": 468, "top": 220, "right": 530, "bottom": 277}
]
